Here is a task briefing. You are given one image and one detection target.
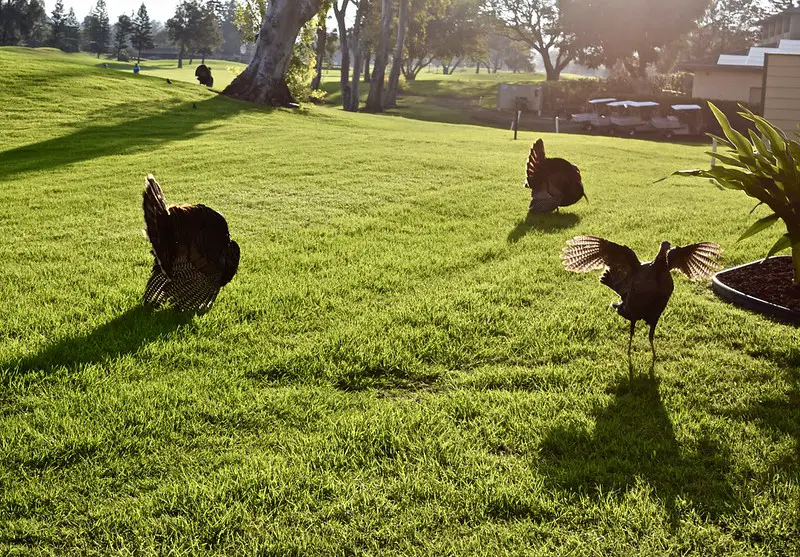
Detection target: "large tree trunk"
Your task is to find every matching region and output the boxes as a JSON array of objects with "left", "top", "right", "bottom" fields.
[
  {"left": 311, "top": 13, "right": 326, "bottom": 90},
  {"left": 384, "top": 0, "right": 407, "bottom": 108},
  {"left": 346, "top": 2, "right": 365, "bottom": 112},
  {"left": 333, "top": 0, "right": 351, "bottom": 108},
  {"left": 538, "top": 50, "right": 564, "bottom": 81},
  {"left": 177, "top": 45, "right": 184, "bottom": 68},
  {"left": 223, "top": 0, "right": 325, "bottom": 105},
  {"left": 365, "top": 0, "right": 391, "bottom": 112},
  {"left": 364, "top": 52, "right": 371, "bottom": 82}
]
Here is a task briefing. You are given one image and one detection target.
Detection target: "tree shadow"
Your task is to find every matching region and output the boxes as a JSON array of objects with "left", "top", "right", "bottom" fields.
[
  {"left": 538, "top": 376, "right": 740, "bottom": 527},
  {"left": 0, "top": 96, "right": 254, "bottom": 182},
  {"left": 3, "top": 306, "right": 196, "bottom": 376},
  {"left": 507, "top": 212, "right": 580, "bottom": 243}
]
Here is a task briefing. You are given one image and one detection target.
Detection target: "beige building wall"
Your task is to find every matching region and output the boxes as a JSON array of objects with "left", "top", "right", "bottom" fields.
[
  {"left": 763, "top": 53, "right": 800, "bottom": 132},
  {"left": 691, "top": 70, "right": 764, "bottom": 103}
]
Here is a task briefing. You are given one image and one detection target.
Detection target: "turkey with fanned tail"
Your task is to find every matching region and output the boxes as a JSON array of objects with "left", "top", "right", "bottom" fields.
[
  {"left": 142, "top": 174, "right": 239, "bottom": 311},
  {"left": 525, "top": 138, "right": 588, "bottom": 214},
  {"left": 561, "top": 236, "right": 721, "bottom": 374}
]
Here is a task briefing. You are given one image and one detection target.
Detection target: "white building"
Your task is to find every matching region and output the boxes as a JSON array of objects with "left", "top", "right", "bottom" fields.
[{"left": 682, "top": 40, "right": 800, "bottom": 105}]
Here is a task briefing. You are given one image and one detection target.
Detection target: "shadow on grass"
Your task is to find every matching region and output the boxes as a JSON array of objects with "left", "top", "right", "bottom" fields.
[
  {"left": 4, "top": 306, "right": 195, "bottom": 376},
  {"left": 0, "top": 96, "right": 254, "bottom": 181},
  {"left": 538, "top": 376, "right": 740, "bottom": 526},
  {"left": 507, "top": 212, "right": 580, "bottom": 243}
]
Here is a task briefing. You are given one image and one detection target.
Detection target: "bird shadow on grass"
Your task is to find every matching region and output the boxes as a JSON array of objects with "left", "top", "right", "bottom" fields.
[
  {"left": 0, "top": 96, "right": 255, "bottom": 182},
  {"left": 537, "top": 376, "right": 741, "bottom": 528},
  {"left": 4, "top": 305, "right": 196, "bottom": 376},
  {"left": 507, "top": 212, "right": 580, "bottom": 243}
]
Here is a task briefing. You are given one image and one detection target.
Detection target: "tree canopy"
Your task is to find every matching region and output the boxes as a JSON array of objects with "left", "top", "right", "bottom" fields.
[
  {"left": 131, "top": 3, "right": 154, "bottom": 61},
  {"left": 487, "top": 0, "right": 576, "bottom": 81},
  {"left": 0, "top": 0, "right": 47, "bottom": 46},
  {"left": 564, "top": 0, "right": 711, "bottom": 77}
]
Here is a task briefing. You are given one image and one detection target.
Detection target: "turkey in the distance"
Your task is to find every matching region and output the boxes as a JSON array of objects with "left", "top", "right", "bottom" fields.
[
  {"left": 142, "top": 174, "right": 239, "bottom": 311},
  {"left": 195, "top": 64, "right": 214, "bottom": 87},
  {"left": 525, "top": 138, "right": 588, "bottom": 214}
]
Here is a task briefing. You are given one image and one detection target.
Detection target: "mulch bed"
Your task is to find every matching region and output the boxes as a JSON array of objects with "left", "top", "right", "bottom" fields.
[{"left": 717, "top": 257, "right": 800, "bottom": 313}]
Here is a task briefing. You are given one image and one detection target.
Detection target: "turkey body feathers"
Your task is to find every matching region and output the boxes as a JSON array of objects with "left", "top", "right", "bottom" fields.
[
  {"left": 561, "top": 236, "right": 722, "bottom": 369},
  {"left": 526, "top": 139, "right": 586, "bottom": 213},
  {"left": 141, "top": 175, "right": 239, "bottom": 311},
  {"left": 562, "top": 237, "right": 721, "bottom": 312}
]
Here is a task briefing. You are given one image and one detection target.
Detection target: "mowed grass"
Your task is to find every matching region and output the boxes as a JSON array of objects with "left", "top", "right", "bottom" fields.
[{"left": 1, "top": 47, "right": 798, "bottom": 555}]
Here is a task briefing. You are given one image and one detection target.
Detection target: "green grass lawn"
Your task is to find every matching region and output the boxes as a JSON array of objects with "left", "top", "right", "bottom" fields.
[
  {"left": 1, "top": 47, "right": 798, "bottom": 555},
  {"left": 319, "top": 67, "right": 581, "bottom": 110}
]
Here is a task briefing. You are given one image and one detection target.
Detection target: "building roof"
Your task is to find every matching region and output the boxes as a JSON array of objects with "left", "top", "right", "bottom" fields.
[
  {"left": 681, "top": 40, "right": 800, "bottom": 72},
  {"left": 760, "top": 7, "right": 800, "bottom": 25}
]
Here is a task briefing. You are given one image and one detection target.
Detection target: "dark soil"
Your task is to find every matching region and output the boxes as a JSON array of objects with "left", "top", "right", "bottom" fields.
[{"left": 717, "top": 257, "right": 800, "bottom": 313}]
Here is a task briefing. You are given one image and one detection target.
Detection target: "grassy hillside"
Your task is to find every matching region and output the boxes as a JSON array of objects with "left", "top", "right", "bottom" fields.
[{"left": 1, "top": 47, "right": 798, "bottom": 555}]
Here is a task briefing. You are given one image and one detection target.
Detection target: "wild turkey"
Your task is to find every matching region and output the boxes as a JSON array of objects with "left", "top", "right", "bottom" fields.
[
  {"left": 142, "top": 175, "right": 239, "bottom": 311},
  {"left": 525, "top": 139, "right": 587, "bottom": 213},
  {"left": 195, "top": 64, "right": 214, "bottom": 87},
  {"left": 561, "top": 236, "right": 721, "bottom": 372}
]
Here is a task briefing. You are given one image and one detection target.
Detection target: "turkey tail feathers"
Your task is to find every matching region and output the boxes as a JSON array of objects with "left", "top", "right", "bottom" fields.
[{"left": 143, "top": 174, "right": 172, "bottom": 274}]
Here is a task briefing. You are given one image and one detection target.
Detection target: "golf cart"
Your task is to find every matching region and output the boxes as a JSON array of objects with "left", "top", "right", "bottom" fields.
[
  {"left": 571, "top": 98, "right": 616, "bottom": 131},
  {"left": 650, "top": 104, "right": 704, "bottom": 138},
  {"left": 607, "top": 100, "right": 660, "bottom": 136}
]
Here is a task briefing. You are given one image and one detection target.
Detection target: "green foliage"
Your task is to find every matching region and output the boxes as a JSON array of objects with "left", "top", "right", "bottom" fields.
[
  {"left": 668, "top": 103, "right": 800, "bottom": 282},
  {"left": 131, "top": 3, "right": 154, "bottom": 61},
  {"left": 63, "top": 7, "right": 81, "bottom": 52},
  {"left": 49, "top": 0, "right": 66, "bottom": 49},
  {"left": 564, "top": 0, "right": 710, "bottom": 77},
  {"left": 87, "top": 0, "right": 110, "bottom": 57},
  {"left": 232, "top": 0, "right": 321, "bottom": 102},
  {"left": 486, "top": 0, "right": 574, "bottom": 80},
  {"left": 112, "top": 14, "right": 132, "bottom": 60},
  {"left": 0, "top": 0, "right": 47, "bottom": 46}
]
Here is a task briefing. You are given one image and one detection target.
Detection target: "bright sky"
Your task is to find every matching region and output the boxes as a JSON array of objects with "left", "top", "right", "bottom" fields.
[{"left": 61, "top": 0, "right": 176, "bottom": 23}]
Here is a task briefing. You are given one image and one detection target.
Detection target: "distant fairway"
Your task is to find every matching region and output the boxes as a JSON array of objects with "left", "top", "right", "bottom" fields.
[{"left": 1, "top": 47, "right": 798, "bottom": 555}]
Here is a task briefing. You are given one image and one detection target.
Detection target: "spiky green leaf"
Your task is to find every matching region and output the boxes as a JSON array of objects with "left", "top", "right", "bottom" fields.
[
  {"left": 765, "top": 233, "right": 793, "bottom": 259},
  {"left": 737, "top": 213, "right": 780, "bottom": 242}
]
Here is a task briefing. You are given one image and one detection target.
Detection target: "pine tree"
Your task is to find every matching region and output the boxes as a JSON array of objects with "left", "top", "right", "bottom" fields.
[
  {"left": 113, "top": 14, "right": 132, "bottom": 60},
  {"left": 131, "top": 3, "right": 154, "bottom": 62},
  {"left": 195, "top": 3, "right": 223, "bottom": 64},
  {"left": 50, "top": 0, "right": 66, "bottom": 49},
  {"left": 89, "top": 0, "right": 110, "bottom": 57},
  {"left": 167, "top": 2, "right": 192, "bottom": 68},
  {"left": 64, "top": 8, "right": 81, "bottom": 51}
]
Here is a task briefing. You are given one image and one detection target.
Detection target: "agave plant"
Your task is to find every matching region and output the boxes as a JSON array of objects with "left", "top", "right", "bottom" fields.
[{"left": 667, "top": 103, "right": 800, "bottom": 284}]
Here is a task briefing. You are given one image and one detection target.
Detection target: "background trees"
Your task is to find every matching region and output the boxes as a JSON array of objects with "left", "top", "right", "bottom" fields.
[
  {"left": 112, "top": 14, "right": 132, "bottom": 60},
  {"left": 0, "top": 0, "right": 47, "bottom": 46},
  {"left": 564, "top": 0, "right": 711, "bottom": 78},
  {"left": 50, "top": 0, "right": 66, "bottom": 49},
  {"left": 131, "top": 3, "right": 154, "bottom": 62},
  {"left": 87, "top": 0, "right": 110, "bottom": 58},
  {"left": 486, "top": 0, "right": 575, "bottom": 81},
  {"left": 167, "top": 2, "right": 195, "bottom": 67}
]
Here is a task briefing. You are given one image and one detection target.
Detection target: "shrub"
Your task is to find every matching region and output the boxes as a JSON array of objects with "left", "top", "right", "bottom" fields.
[{"left": 667, "top": 103, "right": 800, "bottom": 283}]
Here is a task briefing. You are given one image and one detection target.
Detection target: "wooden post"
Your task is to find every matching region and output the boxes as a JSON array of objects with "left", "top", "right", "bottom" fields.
[
  {"left": 710, "top": 137, "right": 718, "bottom": 168},
  {"left": 514, "top": 109, "right": 521, "bottom": 140}
]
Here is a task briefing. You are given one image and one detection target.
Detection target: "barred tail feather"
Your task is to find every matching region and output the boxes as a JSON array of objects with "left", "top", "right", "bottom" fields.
[{"left": 143, "top": 174, "right": 171, "bottom": 273}]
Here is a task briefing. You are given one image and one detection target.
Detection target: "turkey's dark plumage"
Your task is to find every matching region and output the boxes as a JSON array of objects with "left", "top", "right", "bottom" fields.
[
  {"left": 142, "top": 175, "right": 239, "bottom": 311},
  {"left": 526, "top": 139, "right": 587, "bottom": 213},
  {"left": 562, "top": 236, "right": 721, "bottom": 373},
  {"left": 195, "top": 64, "right": 214, "bottom": 87}
]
